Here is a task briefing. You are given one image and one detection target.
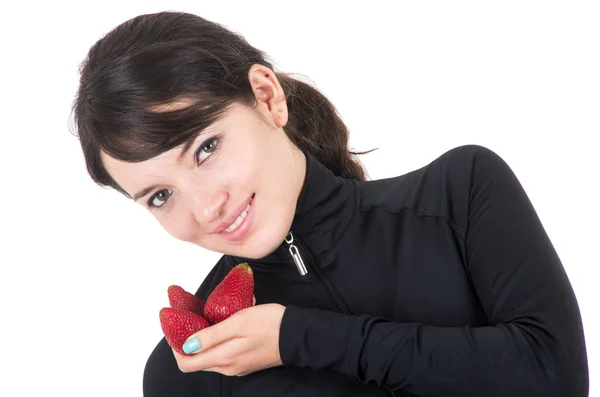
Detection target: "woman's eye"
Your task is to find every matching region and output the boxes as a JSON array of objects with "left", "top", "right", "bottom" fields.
[
  {"left": 195, "top": 137, "right": 219, "bottom": 165},
  {"left": 148, "top": 189, "right": 172, "bottom": 208}
]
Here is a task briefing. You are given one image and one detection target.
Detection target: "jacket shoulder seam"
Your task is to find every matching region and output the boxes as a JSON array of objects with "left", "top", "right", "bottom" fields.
[{"left": 362, "top": 204, "right": 466, "bottom": 240}]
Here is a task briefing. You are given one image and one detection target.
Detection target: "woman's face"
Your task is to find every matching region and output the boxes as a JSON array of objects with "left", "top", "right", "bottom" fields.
[{"left": 101, "top": 72, "right": 306, "bottom": 259}]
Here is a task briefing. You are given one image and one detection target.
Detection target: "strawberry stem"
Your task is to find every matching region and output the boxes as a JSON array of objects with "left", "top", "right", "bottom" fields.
[{"left": 237, "top": 263, "right": 252, "bottom": 274}]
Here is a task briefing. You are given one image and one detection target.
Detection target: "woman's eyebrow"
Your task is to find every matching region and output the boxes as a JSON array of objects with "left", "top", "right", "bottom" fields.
[
  {"left": 178, "top": 124, "right": 218, "bottom": 163},
  {"left": 177, "top": 135, "right": 198, "bottom": 163},
  {"left": 133, "top": 185, "right": 158, "bottom": 202}
]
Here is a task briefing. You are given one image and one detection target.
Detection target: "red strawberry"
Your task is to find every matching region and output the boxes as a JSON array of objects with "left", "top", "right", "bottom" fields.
[
  {"left": 168, "top": 285, "right": 205, "bottom": 315},
  {"left": 204, "top": 263, "right": 254, "bottom": 325},
  {"left": 159, "top": 307, "right": 210, "bottom": 355}
]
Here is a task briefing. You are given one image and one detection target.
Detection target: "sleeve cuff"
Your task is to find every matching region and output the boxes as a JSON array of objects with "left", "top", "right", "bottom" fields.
[{"left": 279, "top": 305, "right": 355, "bottom": 369}]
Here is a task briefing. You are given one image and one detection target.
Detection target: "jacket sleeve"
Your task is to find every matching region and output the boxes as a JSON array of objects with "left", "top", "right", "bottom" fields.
[{"left": 278, "top": 145, "right": 588, "bottom": 396}]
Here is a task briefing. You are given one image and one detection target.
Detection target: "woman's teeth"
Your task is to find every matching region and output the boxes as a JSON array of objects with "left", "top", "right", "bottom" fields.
[{"left": 224, "top": 203, "right": 250, "bottom": 233}]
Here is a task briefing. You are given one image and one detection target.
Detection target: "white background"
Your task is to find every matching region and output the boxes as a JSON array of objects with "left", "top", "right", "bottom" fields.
[{"left": 1, "top": 1, "right": 598, "bottom": 396}]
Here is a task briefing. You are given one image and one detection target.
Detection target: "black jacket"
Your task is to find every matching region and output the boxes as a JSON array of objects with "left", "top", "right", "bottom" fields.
[{"left": 143, "top": 145, "right": 588, "bottom": 396}]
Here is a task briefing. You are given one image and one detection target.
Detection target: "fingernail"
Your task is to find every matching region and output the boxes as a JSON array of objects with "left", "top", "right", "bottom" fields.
[{"left": 183, "top": 337, "right": 200, "bottom": 354}]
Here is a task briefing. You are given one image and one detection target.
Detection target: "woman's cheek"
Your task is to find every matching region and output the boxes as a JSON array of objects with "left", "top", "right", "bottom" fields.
[{"left": 161, "top": 210, "right": 198, "bottom": 243}]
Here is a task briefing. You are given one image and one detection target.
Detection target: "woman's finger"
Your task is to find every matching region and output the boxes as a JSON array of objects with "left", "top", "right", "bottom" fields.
[
  {"left": 174, "top": 337, "right": 243, "bottom": 373},
  {"left": 183, "top": 310, "right": 245, "bottom": 354}
]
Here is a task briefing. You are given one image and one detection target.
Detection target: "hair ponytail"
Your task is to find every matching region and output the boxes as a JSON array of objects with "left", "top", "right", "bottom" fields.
[{"left": 277, "top": 74, "right": 372, "bottom": 181}]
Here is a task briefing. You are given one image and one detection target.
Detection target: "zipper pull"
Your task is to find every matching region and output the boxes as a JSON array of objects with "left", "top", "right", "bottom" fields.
[{"left": 285, "top": 231, "right": 308, "bottom": 276}]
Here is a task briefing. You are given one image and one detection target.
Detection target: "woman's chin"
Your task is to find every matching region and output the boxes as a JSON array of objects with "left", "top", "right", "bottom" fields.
[
  {"left": 239, "top": 230, "right": 288, "bottom": 259},
  {"left": 240, "top": 243, "right": 280, "bottom": 260}
]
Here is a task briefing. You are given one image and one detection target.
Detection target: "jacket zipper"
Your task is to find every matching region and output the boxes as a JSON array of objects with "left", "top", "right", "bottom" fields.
[
  {"left": 285, "top": 231, "right": 308, "bottom": 276},
  {"left": 285, "top": 231, "right": 350, "bottom": 315}
]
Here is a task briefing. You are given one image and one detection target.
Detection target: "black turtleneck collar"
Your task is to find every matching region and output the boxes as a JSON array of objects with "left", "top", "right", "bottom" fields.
[{"left": 232, "top": 152, "right": 356, "bottom": 270}]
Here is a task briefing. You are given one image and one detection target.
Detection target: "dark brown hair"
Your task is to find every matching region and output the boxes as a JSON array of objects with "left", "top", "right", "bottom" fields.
[{"left": 72, "top": 11, "right": 371, "bottom": 197}]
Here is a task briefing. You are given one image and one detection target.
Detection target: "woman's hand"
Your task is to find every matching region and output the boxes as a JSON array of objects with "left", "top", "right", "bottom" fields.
[{"left": 172, "top": 301, "right": 286, "bottom": 377}]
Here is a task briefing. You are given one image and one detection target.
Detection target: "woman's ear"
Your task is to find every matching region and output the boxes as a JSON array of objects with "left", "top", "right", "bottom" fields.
[{"left": 248, "top": 64, "right": 288, "bottom": 128}]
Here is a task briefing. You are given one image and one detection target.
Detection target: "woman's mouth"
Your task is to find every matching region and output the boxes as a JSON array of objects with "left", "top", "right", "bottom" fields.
[
  {"left": 217, "top": 194, "right": 255, "bottom": 242},
  {"left": 224, "top": 202, "right": 250, "bottom": 233}
]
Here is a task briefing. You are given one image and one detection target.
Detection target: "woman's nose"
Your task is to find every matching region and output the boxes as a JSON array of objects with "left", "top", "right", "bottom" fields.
[{"left": 190, "top": 190, "right": 229, "bottom": 225}]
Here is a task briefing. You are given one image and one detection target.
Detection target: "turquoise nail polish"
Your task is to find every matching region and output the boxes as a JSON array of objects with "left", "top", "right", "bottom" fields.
[{"left": 183, "top": 337, "right": 200, "bottom": 354}]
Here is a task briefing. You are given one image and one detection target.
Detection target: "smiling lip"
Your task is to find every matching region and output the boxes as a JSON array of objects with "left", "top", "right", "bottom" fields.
[{"left": 213, "top": 194, "right": 255, "bottom": 235}]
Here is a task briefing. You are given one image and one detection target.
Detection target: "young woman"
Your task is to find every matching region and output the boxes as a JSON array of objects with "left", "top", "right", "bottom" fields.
[{"left": 73, "top": 11, "right": 588, "bottom": 397}]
